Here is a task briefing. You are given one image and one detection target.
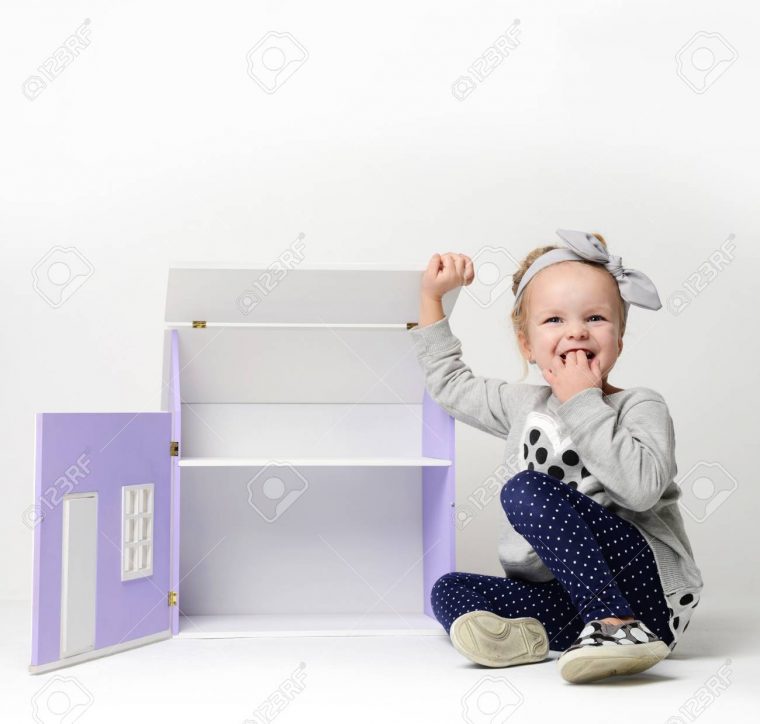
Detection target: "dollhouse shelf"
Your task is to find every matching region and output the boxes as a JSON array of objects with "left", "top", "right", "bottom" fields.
[{"left": 178, "top": 457, "right": 452, "bottom": 467}]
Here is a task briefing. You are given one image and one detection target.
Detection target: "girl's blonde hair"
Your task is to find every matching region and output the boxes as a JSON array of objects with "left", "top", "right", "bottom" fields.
[{"left": 510, "top": 233, "right": 627, "bottom": 381}]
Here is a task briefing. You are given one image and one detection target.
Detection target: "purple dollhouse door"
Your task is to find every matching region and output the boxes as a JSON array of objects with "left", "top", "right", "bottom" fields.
[{"left": 30, "top": 411, "right": 174, "bottom": 674}]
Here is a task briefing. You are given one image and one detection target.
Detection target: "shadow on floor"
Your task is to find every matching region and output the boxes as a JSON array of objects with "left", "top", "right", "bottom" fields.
[{"left": 666, "top": 609, "right": 756, "bottom": 659}]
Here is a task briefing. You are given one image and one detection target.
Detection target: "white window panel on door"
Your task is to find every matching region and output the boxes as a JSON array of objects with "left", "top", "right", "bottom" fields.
[{"left": 122, "top": 483, "right": 155, "bottom": 581}]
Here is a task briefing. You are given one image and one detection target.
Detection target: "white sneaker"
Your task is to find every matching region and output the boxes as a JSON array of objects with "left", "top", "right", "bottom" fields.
[
  {"left": 557, "top": 619, "right": 671, "bottom": 684},
  {"left": 449, "top": 611, "right": 549, "bottom": 668}
]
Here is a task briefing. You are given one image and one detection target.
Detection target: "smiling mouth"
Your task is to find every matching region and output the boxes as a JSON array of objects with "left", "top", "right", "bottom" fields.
[{"left": 560, "top": 350, "right": 595, "bottom": 360}]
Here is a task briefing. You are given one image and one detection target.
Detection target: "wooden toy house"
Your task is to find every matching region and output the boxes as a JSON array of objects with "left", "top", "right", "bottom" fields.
[{"left": 30, "top": 265, "right": 460, "bottom": 673}]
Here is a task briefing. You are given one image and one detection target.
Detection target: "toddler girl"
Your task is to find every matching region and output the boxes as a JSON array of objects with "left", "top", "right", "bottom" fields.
[{"left": 409, "top": 229, "right": 704, "bottom": 684}]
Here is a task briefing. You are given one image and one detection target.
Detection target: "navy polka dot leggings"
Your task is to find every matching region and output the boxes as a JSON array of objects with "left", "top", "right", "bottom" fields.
[{"left": 431, "top": 470, "right": 674, "bottom": 651}]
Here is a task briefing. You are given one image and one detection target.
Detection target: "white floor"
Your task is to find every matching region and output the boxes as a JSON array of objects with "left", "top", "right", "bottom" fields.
[{"left": 4, "top": 599, "right": 756, "bottom": 724}]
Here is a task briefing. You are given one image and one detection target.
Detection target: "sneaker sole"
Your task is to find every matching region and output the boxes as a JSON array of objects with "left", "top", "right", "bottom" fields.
[
  {"left": 449, "top": 612, "right": 549, "bottom": 668},
  {"left": 558, "top": 640, "right": 671, "bottom": 683}
]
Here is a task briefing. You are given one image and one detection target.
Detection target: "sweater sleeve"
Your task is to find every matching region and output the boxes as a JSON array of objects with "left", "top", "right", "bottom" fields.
[
  {"left": 554, "top": 386, "right": 677, "bottom": 512},
  {"left": 407, "top": 316, "right": 515, "bottom": 440}
]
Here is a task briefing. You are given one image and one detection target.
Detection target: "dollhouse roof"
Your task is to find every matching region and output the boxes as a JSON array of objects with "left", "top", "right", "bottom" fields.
[{"left": 165, "top": 263, "right": 461, "bottom": 324}]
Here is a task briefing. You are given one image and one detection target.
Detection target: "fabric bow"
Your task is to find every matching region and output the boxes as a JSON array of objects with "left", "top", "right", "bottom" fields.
[{"left": 513, "top": 228, "right": 662, "bottom": 312}]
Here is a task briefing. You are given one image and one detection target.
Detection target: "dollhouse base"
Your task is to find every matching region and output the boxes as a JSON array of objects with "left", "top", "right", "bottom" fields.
[{"left": 176, "top": 613, "right": 446, "bottom": 638}]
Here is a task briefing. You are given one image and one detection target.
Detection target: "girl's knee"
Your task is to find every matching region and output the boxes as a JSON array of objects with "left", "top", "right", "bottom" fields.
[
  {"left": 432, "top": 572, "right": 455, "bottom": 587},
  {"left": 430, "top": 572, "right": 466, "bottom": 618},
  {"left": 500, "top": 470, "right": 540, "bottom": 514},
  {"left": 430, "top": 571, "right": 464, "bottom": 598}
]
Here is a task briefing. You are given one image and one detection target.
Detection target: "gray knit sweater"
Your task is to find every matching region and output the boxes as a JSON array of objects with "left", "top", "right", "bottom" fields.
[{"left": 408, "top": 316, "right": 704, "bottom": 607}]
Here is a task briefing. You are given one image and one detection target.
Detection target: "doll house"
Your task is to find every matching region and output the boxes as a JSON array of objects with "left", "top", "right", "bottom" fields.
[{"left": 30, "top": 265, "right": 461, "bottom": 673}]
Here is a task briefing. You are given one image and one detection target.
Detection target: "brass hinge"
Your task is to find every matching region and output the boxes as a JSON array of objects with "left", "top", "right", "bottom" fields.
[
  {"left": 406, "top": 322, "right": 418, "bottom": 330},
  {"left": 170, "top": 441, "right": 179, "bottom": 457},
  {"left": 192, "top": 320, "right": 207, "bottom": 328},
  {"left": 168, "top": 591, "right": 178, "bottom": 607}
]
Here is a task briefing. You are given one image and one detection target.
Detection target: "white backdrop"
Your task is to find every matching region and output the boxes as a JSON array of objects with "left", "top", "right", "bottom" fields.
[{"left": 1, "top": 0, "right": 757, "bottom": 607}]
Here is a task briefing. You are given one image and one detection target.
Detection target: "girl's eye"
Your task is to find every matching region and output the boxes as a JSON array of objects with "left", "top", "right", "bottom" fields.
[{"left": 544, "top": 315, "right": 606, "bottom": 323}]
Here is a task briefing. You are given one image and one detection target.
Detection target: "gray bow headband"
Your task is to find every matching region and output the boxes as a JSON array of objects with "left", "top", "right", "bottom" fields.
[{"left": 513, "top": 229, "right": 662, "bottom": 313}]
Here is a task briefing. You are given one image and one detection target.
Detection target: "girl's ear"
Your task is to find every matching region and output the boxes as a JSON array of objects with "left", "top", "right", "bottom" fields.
[{"left": 517, "top": 330, "right": 532, "bottom": 362}]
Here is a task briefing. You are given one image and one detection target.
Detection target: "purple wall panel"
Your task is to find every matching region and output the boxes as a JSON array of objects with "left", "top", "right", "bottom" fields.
[
  {"left": 421, "top": 390, "right": 456, "bottom": 618},
  {"left": 170, "top": 329, "right": 181, "bottom": 634},
  {"left": 31, "top": 412, "right": 171, "bottom": 667},
  {"left": 31, "top": 414, "right": 45, "bottom": 665}
]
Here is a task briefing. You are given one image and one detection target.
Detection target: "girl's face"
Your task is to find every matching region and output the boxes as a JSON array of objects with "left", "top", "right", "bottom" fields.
[{"left": 517, "top": 261, "right": 624, "bottom": 383}]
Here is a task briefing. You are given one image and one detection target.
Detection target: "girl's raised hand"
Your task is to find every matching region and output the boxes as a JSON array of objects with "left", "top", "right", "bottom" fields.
[{"left": 421, "top": 253, "right": 475, "bottom": 301}]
